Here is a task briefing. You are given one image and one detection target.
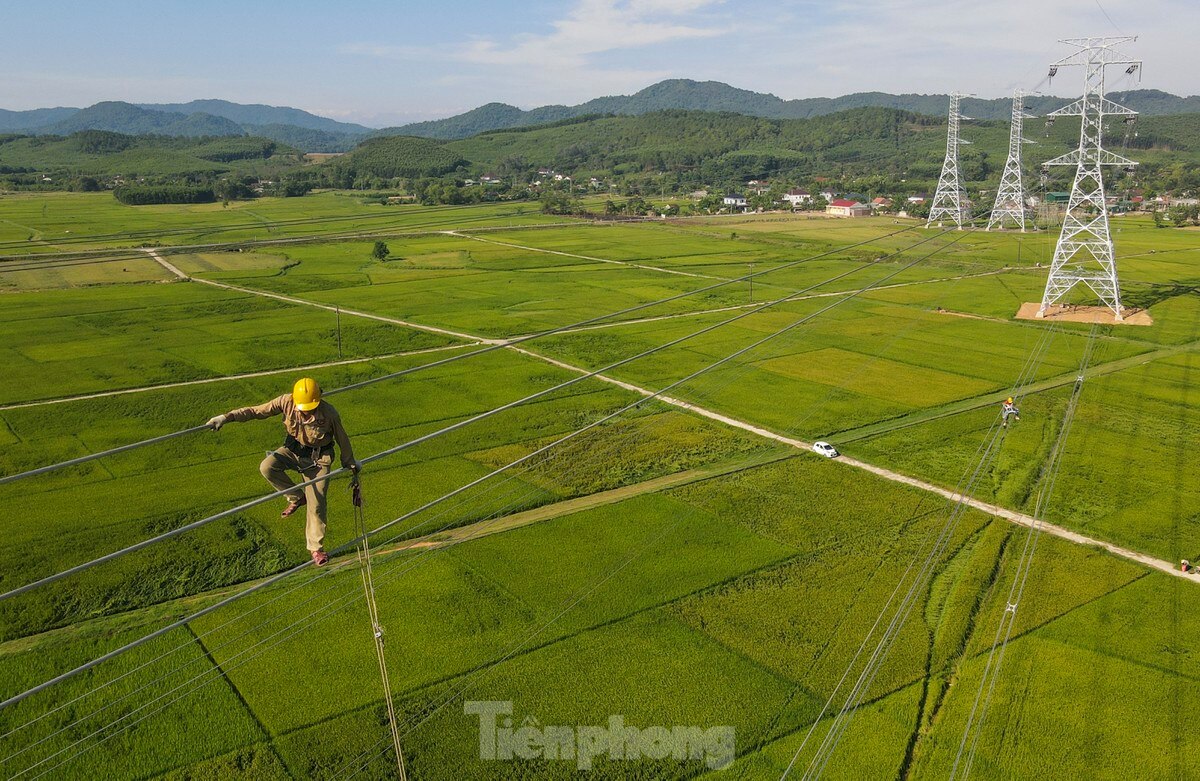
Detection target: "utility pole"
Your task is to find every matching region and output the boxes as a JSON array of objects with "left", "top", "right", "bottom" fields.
[
  {"left": 988, "top": 90, "right": 1036, "bottom": 232},
  {"left": 1037, "top": 37, "right": 1140, "bottom": 321},
  {"left": 927, "top": 93, "right": 972, "bottom": 230},
  {"left": 336, "top": 306, "right": 343, "bottom": 359}
]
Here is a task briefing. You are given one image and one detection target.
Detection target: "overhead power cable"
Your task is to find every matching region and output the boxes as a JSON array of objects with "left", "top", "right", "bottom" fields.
[
  {"left": 0, "top": 225, "right": 916, "bottom": 487},
  {"left": 950, "top": 325, "right": 1098, "bottom": 781},
  {"left": 8, "top": 229, "right": 975, "bottom": 778},
  {"left": 349, "top": 477, "right": 408, "bottom": 781},
  {"left": 3, "top": 391, "right": 701, "bottom": 775},
  {"left": 322, "top": 234, "right": 981, "bottom": 777},
  {"left": 779, "top": 318, "right": 1062, "bottom": 780},
  {"left": 0, "top": 228, "right": 963, "bottom": 715},
  {"left": 0, "top": 225, "right": 940, "bottom": 604},
  {"left": 7, "top": 237, "right": 910, "bottom": 764},
  {"left": 0, "top": 227, "right": 939, "bottom": 604}
]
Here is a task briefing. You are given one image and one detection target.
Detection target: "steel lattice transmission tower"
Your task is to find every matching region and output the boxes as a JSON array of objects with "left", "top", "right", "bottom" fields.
[
  {"left": 1038, "top": 37, "right": 1140, "bottom": 320},
  {"left": 927, "top": 93, "right": 972, "bottom": 230},
  {"left": 987, "top": 90, "right": 1036, "bottom": 231}
]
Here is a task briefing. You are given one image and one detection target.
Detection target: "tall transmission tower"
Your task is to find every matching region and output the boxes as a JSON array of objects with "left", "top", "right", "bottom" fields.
[
  {"left": 987, "top": 90, "right": 1035, "bottom": 231},
  {"left": 1038, "top": 37, "right": 1140, "bottom": 321},
  {"left": 927, "top": 93, "right": 972, "bottom": 230}
]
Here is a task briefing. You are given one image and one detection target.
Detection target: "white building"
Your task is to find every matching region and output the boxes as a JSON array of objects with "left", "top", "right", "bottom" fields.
[{"left": 783, "top": 189, "right": 812, "bottom": 207}]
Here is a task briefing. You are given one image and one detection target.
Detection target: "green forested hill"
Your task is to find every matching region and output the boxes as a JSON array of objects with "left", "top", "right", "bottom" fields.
[
  {"left": 0, "top": 131, "right": 301, "bottom": 179},
  {"left": 42, "top": 102, "right": 246, "bottom": 137},
  {"left": 325, "top": 135, "right": 469, "bottom": 183},
  {"left": 439, "top": 108, "right": 1200, "bottom": 191}
]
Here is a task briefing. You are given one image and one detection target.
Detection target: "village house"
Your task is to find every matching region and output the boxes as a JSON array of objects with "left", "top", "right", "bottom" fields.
[
  {"left": 783, "top": 189, "right": 812, "bottom": 207},
  {"left": 723, "top": 193, "right": 748, "bottom": 208},
  {"left": 826, "top": 199, "right": 871, "bottom": 218}
]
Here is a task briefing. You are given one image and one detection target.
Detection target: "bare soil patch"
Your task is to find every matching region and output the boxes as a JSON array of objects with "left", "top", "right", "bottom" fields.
[{"left": 1015, "top": 301, "right": 1153, "bottom": 326}]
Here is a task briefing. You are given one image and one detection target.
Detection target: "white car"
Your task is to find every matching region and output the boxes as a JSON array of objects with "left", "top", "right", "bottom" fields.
[{"left": 812, "top": 441, "right": 840, "bottom": 459}]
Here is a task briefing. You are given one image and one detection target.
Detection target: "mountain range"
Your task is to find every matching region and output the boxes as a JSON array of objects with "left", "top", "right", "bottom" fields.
[
  {"left": 386, "top": 81, "right": 1200, "bottom": 139},
  {"left": 2, "top": 80, "right": 1199, "bottom": 152}
]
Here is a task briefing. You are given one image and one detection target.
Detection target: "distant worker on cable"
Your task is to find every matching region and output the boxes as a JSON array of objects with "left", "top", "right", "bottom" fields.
[
  {"left": 205, "top": 378, "right": 359, "bottom": 567},
  {"left": 1001, "top": 396, "right": 1021, "bottom": 428}
]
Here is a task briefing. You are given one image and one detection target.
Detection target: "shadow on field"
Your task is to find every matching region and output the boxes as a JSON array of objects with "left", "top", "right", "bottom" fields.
[{"left": 1123, "top": 280, "right": 1200, "bottom": 310}]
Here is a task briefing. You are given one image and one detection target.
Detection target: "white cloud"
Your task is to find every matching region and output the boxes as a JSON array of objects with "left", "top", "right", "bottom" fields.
[
  {"left": 342, "top": 0, "right": 732, "bottom": 107},
  {"left": 459, "top": 0, "right": 726, "bottom": 66},
  {"left": 742, "top": 0, "right": 1200, "bottom": 99}
]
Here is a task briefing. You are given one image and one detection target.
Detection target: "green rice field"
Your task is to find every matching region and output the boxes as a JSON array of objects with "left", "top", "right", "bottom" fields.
[{"left": 1, "top": 193, "right": 1198, "bottom": 779}]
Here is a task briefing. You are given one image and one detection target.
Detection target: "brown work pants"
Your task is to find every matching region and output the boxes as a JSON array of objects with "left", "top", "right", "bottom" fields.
[{"left": 259, "top": 447, "right": 331, "bottom": 552}]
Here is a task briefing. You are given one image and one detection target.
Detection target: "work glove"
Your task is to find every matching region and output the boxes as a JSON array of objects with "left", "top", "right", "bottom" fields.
[{"left": 206, "top": 414, "right": 228, "bottom": 431}]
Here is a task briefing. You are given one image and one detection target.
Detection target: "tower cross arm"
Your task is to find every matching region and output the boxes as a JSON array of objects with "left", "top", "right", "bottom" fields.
[
  {"left": 1052, "top": 36, "right": 1139, "bottom": 66},
  {"left": 1043, "top": 149, "right": 1138, "bottom": 167},
  {"left": 1047, "top": 98, "right": 1086, "bottom": 118},
  {"left": 1047, "top": 97, "right": 1138, "bottom": 119}
]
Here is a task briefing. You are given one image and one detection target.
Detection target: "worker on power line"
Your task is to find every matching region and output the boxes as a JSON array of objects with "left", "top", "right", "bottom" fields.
[
  {"left": 205, "top": 378, "right": 359, "bottom": 567},
  {"left": 1001, "top": 397, "right": 1021, "bottom": 428}
]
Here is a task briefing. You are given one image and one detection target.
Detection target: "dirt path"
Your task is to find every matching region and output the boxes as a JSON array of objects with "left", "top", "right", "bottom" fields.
[
  {"left": 0, "top": 344, "right": 474, "bottom": 411},
  {"left": 146, "top": 250, "right": 1192, "bottom": 583},
  {"left": 445, "top": 230, "right": 724, "bottom": 280},
  {"left": 146, "top": 248, "right": 188, "bottom": 280}
]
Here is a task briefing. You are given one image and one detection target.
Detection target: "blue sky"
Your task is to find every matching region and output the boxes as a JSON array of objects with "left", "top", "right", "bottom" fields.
[{"left": 2, "top": 0, "right": 1196, "bottom": 127}]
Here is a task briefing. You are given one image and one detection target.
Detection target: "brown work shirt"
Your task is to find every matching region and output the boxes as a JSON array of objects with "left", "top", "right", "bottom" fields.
[{"left": 226, "top": 394, "right": 357, "bottom": 468}]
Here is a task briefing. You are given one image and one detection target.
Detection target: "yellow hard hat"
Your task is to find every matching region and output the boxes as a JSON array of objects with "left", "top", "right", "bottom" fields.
[
  {"left": 293, "top": 377, "right": 322, "bottom": 411},
  {"left": 1006, "top": 397, "right": 1014, "bottom": 404}
]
